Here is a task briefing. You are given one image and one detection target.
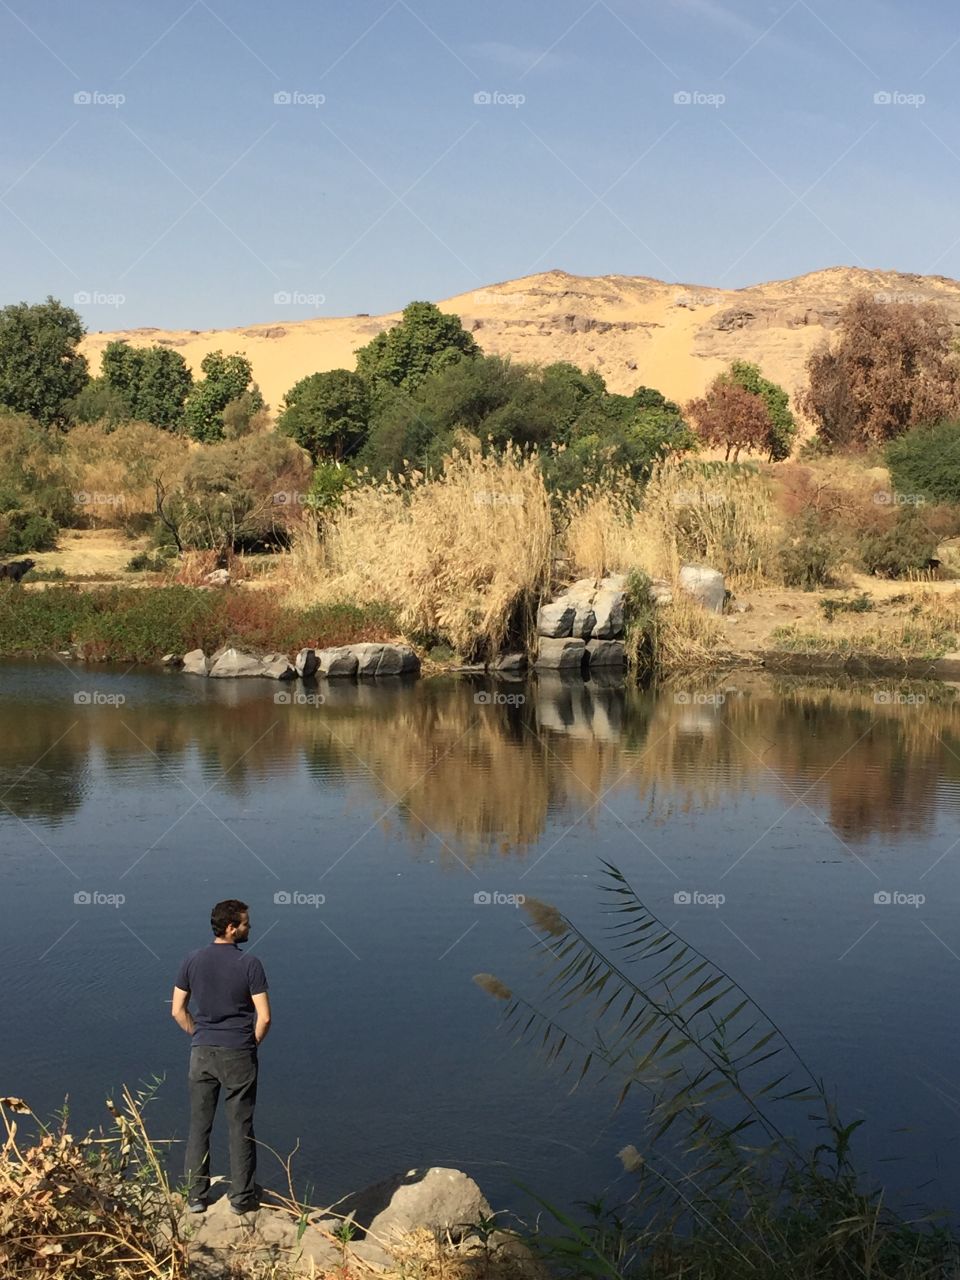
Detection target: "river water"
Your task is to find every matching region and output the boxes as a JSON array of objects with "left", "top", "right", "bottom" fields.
[{"left": 3, "top": 659, "right": 960, "bottom": 1222}]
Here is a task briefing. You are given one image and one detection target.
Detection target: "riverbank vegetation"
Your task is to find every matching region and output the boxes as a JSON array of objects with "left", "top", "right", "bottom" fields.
[{"left": 4, "top": 291, "right": 960, "bottom": 665}]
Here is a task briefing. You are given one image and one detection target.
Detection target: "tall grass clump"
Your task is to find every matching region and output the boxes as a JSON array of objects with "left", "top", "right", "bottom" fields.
[
  {"left": 286, "top": 445, "right": 554, "bottom": 660},
  {"left": 476, "top": 863, "right": 960, "bottom": 1280},
  {"left": 563, "top": 462, "right": 779, "bottom": 590}
]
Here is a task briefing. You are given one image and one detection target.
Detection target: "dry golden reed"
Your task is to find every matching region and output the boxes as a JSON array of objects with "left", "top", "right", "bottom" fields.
[
  {"left": 286, "top": 445, "right": 553, "bottom": 658},
  {"left": 564, "top": 461, "right": 780, "bottom": 589}
]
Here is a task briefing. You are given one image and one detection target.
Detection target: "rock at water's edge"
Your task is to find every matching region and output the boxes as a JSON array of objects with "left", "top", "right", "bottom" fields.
[
  {"left": 209, "top": 649, "right": 267, "bottom": 678},
  {"left": 535, "top": 637, "right": 586, "bottom": 670},
  {"left": 182, "top": 649, "right": 210, "bottom": 677}
]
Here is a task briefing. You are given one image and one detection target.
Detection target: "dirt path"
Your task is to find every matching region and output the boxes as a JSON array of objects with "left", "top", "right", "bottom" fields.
[
  {"left": 28, "top": 528, "right": 150, "bottom": 579},
  {"left": 722, "top": 573, "right": 960, "bottom": 657}
]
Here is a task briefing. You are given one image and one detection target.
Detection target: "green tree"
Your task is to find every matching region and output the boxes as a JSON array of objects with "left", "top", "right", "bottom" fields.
[
  {"left": 99, "top": 341, "right": 192, "bottom": 430},
  {"left": 0, "top": 297, "right": 88, "bottom": 427},
  {"left": 728, "top": 361, "right": 796, "bottom": 460},
  {"left": 886, "top": 419, "right": 960, "bottom": 503},
  {"left": 67, "top": 379, "right": 131, "bottom": 427},
  {"left": 354, "top": 301, "right": 479, "bottom": 393},
  {"left": 183, "top": 351, "right": 263, "bottom": 443},
  {"left": 278, "top": 369, "right": 371, "bottom": 461},
  {"left": 359, "top": 354, "right": 556, "bottom": 475}
]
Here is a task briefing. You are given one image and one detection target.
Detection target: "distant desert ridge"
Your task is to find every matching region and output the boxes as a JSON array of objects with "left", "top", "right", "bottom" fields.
[{"left": 80, "top": 266, "right": 960, "bottom": 413}]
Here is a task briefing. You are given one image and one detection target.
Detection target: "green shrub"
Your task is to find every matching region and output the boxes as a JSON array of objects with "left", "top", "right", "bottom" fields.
[
  {"left": 778, "top": 516, "right": 841, "bottom": 589},
  {"left": 0, "top": 510, "right": 58, "bottom": 555},
  {"left": 886, "top": 419, "right": 960, "bottom": 504},
  {"left": 126, "top": 549, "right": 173, "bottom": 573},
  {"left": 859, "top": 509, "right": 938, "bottom": 578},
  {"left": 819, "top": 592, "right": 874, "bottom": 621}
]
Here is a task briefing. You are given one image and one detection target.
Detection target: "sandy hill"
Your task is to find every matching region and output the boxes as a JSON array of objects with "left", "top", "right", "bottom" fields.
[{"left": 79, "top": 266, "right": 960, "bottom": 414}]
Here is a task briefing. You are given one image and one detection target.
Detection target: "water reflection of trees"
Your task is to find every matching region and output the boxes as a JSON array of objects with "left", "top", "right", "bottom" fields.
[{"left": 4, "top": 671, "right": 960, "bottom": 849}]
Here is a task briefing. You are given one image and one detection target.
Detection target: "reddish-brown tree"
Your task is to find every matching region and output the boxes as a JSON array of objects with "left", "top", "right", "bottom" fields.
[
  {"left": 801, "top": 293, "right": 960, "bottom": 448},
  {"left": 685, "top": 378, "right": 773, "bottom": 461}
]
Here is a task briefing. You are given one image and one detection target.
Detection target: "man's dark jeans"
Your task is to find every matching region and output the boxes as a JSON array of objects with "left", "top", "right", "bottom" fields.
[{"left": 184, "top": 1045, "right": 258, "bottom": 1209}]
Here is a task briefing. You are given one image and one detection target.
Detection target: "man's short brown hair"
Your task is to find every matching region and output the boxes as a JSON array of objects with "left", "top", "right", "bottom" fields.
[{"left": 211, "top": 899, "right": 248, "bottom": 938}]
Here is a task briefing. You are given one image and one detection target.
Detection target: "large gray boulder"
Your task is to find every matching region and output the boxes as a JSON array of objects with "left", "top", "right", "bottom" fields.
[
  {"left": 591, "top": 588, "right": 624, "bottom": 638},
  {"left": 376, "top": 644, "right": 420, "bottom": 676},
  {"left": 570, "top": 602, "right": 596, "bottom": 639},
  {"left": 537, "top": 600, "right": 576, "bottom": 638},
  {"left": 535, "top": 637, "right": 586, "bottom": 670},
  {"left": 182, "top": 649, "right": 210, "bottom": 677},
  {"left": 340, "top": 1167, "right": 492, "bottom": 1244},
  {"left": 586, "top": 638, "right": 626, "bottom": 666},
  {"left": 262, "top": 656, "right": 297, "bottom": 680},
  {"left": 295, "top": 648, "right": 319, "bottom": 678},
  {"left": 317, "top": 646, "right": 359, "bottom": 677},
  {"left": 353, "top": 643, "right": 385, "bottom": 676},
  {"left": 492, "top": 652, "right": 527, "bottom": 671},
  {"left": 678, "top": 565, "right": 725, "bottom": 613},
  {"left": 208, "top": 648, "right": 266, "bottom": 678}
]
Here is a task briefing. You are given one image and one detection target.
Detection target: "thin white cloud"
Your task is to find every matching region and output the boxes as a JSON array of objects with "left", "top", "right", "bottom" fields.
[
  {"left": 672, "top": 0, "right": 764, "bottom": 41},
  {"left": 468, "top": 40, "right": 570, "bottom": 73}
]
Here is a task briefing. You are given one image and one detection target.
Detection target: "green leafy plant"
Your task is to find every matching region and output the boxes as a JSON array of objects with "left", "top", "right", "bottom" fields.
[{"left": 818, "top": 593, "right": 874, "bottom": 622}]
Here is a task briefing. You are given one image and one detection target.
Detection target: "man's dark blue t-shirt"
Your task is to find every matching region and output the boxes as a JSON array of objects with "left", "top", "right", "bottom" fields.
[{"left": 174, "top": 943, "right": 268, "bottom": 1049}]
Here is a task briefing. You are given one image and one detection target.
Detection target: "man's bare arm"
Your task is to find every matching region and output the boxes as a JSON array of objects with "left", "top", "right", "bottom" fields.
[
  {"left": 252, "top": 991, "right": 271, "bottom": 1044},
  {"left": 171, "top": 986, "right": 195, "bottom": 1036}
]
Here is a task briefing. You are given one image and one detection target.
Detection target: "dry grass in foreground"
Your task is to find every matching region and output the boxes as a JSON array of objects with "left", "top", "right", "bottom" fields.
[{"left": 1, "top": 1090, "right": 540, "bottom": 1280}]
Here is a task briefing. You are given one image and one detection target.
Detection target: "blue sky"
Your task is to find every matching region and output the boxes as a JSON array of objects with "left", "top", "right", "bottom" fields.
[{"left": 1, "top": 0, "right": 958, "bottom": 329}]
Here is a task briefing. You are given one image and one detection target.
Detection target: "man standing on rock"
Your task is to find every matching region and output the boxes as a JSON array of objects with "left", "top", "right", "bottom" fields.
[{"left": 172, "top": 899, "right": 271, "bottom": 1216}]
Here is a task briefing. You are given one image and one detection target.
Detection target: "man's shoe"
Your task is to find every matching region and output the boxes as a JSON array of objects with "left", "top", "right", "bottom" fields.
[
  {"left": 187, "top": 1201, "right": 206, "bottom": 1214},
  {"left": 230, "top": 1201, "right": 258, "bottom": 1216}
]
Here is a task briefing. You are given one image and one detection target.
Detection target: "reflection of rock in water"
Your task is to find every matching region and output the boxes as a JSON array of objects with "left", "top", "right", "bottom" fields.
[
  {"left": 674, "top": 709, "right": 721, "bottom": 737},
  {"left": 535, "top": 674, "right": 623, "bottom": 742},
  {"left": 537, "top": 675, "right": 627, "bottom": 747}
]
